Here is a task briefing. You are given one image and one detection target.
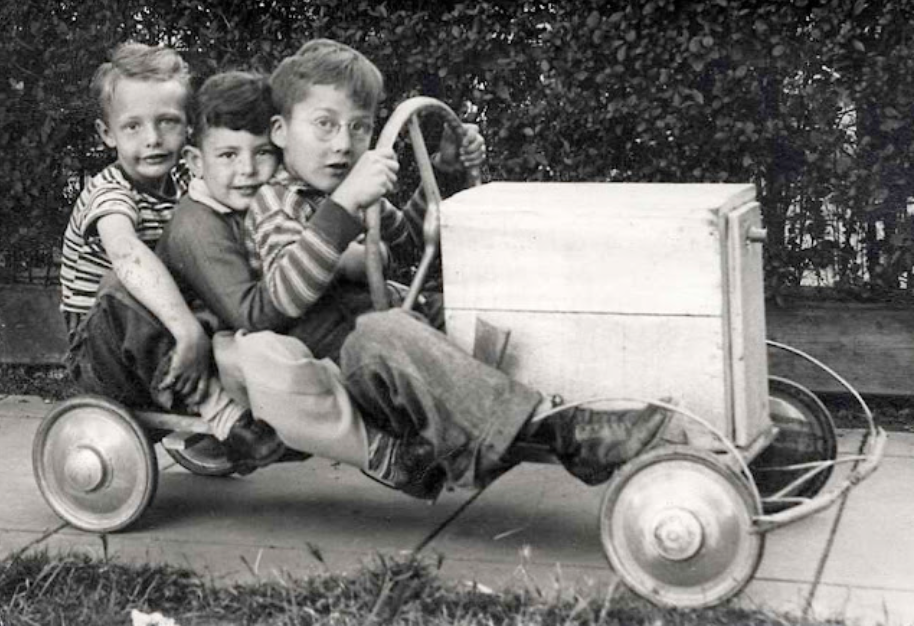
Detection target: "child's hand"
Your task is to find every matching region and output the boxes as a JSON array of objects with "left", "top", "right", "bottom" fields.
[
  {"left": 159, "top": 323, "right": 212, "bottom": 408},
  {"left": 331, "top": 148, "right": 399, "bottom": 217},
  {"left": 434, "top": 123, "right": 486, "bottom": 173}
]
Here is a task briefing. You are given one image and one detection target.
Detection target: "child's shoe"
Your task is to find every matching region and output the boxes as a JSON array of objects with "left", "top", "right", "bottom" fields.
[
  {"left": 225, "top": 411, "right": 286, "bottom": 468},
  {"left": 362, "top": 428, "right": 445, "bottom": 500},
  {"left": 522, "top": 401, "right": 674, "bottom": 485}
]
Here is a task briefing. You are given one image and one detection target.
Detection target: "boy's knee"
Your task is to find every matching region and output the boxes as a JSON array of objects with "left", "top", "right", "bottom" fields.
[
  {"left": 358, "top": 308, "right": 430, "bottom": 340},
  {"left": 356, "top": 308, "right": 398, "bottom": 333},
  {"left": 342, "top": 311, "right": 392, "bottom": 361},
  {"left": 341, "top": 309, "right": 422, "bottom": 368}
]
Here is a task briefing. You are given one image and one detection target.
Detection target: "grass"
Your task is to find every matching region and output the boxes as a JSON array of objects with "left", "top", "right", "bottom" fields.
[{"left": 0, "top": 550, "right": 849, "bottom": 626}]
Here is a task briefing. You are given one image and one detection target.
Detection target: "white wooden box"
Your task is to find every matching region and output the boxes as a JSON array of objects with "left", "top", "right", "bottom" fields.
[{"left": 440, "top": 182, "right": 769, "bottom": 447}]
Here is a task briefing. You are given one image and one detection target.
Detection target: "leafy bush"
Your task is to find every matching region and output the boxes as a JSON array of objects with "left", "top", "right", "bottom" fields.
[{"left": 4, "top": 0, "right": 914, "bottom": 297}]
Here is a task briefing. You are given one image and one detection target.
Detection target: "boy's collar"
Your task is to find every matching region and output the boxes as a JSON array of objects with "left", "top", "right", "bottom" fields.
[
  {"left": 187, "top": 178, "right": 232, "bottom": 215},
  {"left": 113, "top": 162, "right": 181, "bottom": 199},
  {"left": 268, "top": 166, "right": 331, "bottom": 220}
]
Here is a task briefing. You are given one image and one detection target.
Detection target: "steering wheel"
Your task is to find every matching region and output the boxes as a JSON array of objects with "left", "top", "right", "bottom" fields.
[{"left": 365, "top": 97, "right": 482, "bottom": 311}]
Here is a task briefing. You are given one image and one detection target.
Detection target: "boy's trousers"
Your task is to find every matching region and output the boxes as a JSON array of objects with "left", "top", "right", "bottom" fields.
[
  {"left": 65, "top": 277, "right": 180, "bottom": 411},
  {"left": 339, "top": 309, "right": 542, "bottom": 488}
]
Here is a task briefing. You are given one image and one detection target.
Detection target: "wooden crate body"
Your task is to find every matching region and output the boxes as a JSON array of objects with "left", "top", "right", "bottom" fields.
[{"left": 440, "top": 182, "right": 769, "bottom": 447}]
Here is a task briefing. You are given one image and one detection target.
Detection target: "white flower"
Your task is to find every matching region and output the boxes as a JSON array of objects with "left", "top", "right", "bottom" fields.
[{"left": 130, "top": 609, "right": 179, "bottom": 626}]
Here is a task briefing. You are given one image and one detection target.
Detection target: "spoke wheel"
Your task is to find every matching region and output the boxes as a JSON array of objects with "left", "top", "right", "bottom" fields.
[
  {"left": 749, "top": 376, "right": 837, "bottom": 513},
  {"left": 600, "top": 445, "right": 763, "bottom": 609},
  {"left": 33, "top": 395, "right": 158, "bottom": 533},
  {"left": 165, "top": 436, "right": 237, "bottom": 477}
]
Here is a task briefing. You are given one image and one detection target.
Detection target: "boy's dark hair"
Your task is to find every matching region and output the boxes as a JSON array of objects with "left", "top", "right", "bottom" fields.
[
  {"left": 270, "top": 38, "right": 384, "bottom": 117},
  {"left": 92, "top": 42, "right": 191, "bottom": 121},
  {"left": 190, "top": 71, "right": 274, "bottom": 146}
]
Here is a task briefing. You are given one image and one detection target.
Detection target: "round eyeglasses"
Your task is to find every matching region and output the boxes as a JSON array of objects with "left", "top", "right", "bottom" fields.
[{"left": 309, "top": 117, "right": 374, "bottom": 142}]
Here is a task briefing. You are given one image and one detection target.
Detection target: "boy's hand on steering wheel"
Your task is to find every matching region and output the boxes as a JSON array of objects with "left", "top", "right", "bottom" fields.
[
  {"left": 158, "top": 323, "right": 212, "bottom": 409},
  {"left": 434, "top": 123, "right": 486, "bottom": 173},
  {"left": 331, "top": 148, "right": 399, "bottom": 218}
]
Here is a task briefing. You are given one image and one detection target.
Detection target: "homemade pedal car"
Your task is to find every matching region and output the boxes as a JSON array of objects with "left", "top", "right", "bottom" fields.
[{"left": 34, "top": 97, "right": 886, "bottom": 609}]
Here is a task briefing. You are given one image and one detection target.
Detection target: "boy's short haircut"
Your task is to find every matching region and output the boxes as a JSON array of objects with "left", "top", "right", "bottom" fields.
[
  {"left": 190, "top": 71, "right": 274, "bottom": 146},
  {"left": 270, "top": 38, "right": 384, "bottom": 117},
  {"left": 91, "top": 42, "right": 192, "bottom": 121}
]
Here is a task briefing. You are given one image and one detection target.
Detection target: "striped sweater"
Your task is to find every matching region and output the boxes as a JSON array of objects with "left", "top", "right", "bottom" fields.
[
  {"left": 243, "top": 166, "right": 425, "bottom": 318},
  {"left": 59, "top": 164, "right": 184, "bottom": 317}
]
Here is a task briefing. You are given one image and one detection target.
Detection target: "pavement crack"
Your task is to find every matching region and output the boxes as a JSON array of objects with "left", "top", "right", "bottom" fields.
[
  {"left": 412, "top": 487, "right": 488, "bottom": 555},
  {"left": 802, "top": 429, "right": 871, "bottom": 619},
  {"left": 7, "top": 522, "right": 69, "bottom": 561}
]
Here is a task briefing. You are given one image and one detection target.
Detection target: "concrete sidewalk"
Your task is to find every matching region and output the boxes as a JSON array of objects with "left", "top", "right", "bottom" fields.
[{"left": 2, "top": 394, "right": 912, "bottom": 625}]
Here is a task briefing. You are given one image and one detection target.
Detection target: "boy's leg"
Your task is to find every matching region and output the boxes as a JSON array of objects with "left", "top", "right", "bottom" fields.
[
  {"left": 340, "top": 310, "right": 674, "bottom": 490},
  {"left": 212, "top": 329, "right": 371, "bottom": 469},
  {"left": 66, "top": 278, "right": 283, "bottom": 465},
  {"left": 66, "top": 292, "right": 171, "bottom": 409},
  {"left": 339, "top": 309, "right": 542, "bottom": 489},
  {"left": 283, "top": 282, "right": 441, "bottom": 364},
  {"left": 211, "top": 328, "right": 440, "bottom": 494}
]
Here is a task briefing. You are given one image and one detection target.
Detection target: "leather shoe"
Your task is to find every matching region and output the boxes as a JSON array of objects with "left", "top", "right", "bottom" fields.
[
  {"left": 361, "top": 427, "right": 445, "bottom": 500},
  {"left": 525, "top": 401, "right": 673, "bottom": 485},
  {"left": 224, "top": 411, "right": 286, "bottom": 468}
]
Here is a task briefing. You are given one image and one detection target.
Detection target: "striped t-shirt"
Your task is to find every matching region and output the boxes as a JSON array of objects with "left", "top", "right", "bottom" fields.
[{"left": 60, "top": 163, "right": 184, "bottom": 317}]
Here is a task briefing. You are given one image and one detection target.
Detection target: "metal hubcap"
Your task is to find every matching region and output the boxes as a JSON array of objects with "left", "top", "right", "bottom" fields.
[
  {"left": 64, "top": 446, "right": 107, "bottom": 493},
  {"left": 33, "top": 397, "right": 159, "bottom": 532},
  {"left": 601, "top": 446, "right": 764, "bottom": 608},
  {"left": 651, "top": 508, "right": 704, "bottom": 561}
]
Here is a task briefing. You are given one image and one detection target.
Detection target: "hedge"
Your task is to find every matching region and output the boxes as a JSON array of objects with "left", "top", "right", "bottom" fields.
[{"left": 3, "top": 0, "right": 914, "bottom": 299}]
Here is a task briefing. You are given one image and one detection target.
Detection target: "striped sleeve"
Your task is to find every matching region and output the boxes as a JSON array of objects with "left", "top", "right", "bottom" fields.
[
  {"left": 246, "top": 184, "right": 362, "bottom": 318},
  {"left": 82, "top": 184, "right": 140, "bottom": 237},
  {"left": 381, "top": 168, "right": 468, "bottom": 268},
  {"left": 381, "top": 186, "right": 430, "bottom": 268},
  {"left": 378, "top": 198, "right": 410, "bottom": 247}
]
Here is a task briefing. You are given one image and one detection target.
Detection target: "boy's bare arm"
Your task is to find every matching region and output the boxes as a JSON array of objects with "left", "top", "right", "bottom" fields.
[{"left": 97, "top": 213, "right": 210, "bottom": 405}]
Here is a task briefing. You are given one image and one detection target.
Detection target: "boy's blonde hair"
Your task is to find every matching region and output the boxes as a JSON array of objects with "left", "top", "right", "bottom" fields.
[
  {"left": 92, "top": 42, "right": 192, "bottom": 121},
  {"left": 270, "top": 38, "right": 384, "bottom": 117}
]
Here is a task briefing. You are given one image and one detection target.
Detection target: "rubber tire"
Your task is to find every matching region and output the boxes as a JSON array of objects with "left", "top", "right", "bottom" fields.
[{"left": 749, "top": 376, "right": 838, "bottom": 513}]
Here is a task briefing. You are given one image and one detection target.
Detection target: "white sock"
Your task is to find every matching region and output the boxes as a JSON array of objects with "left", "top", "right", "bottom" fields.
[{"left": 195, "top": 377, "right": 248, "bottom": 441}]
